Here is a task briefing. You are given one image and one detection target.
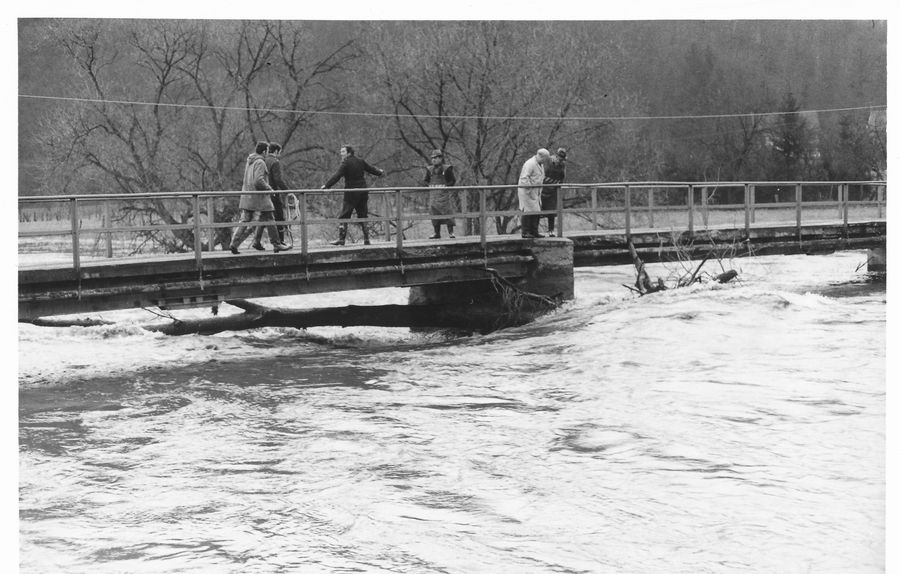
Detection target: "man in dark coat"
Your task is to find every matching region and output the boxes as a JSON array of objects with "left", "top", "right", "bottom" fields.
[
  {"left": 262, "top": 142, "right": 290, "bottom": 244},
  {"left": 541, "top": 147, "right": 567, "bottom": 237},
  {"left": 321, "top": 144, "right": 385, "bottom": 246}
]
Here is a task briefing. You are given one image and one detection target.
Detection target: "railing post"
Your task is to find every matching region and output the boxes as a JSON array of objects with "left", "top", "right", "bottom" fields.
[
  {"left": 648, "top": 187, "right": 655, "bottom": 228},
  {"left": 591, "top": 187, "right": 598, "bottom": 230},
  {"left": 300, "top": 191, "right": 308, "bottom": 258},
  {"left": 556, "top": 185, "right": 564, "bottom": 237},
  {"left": 687, "top": 184, "right": 694, "bottom": 235},
  {"left": 395, "top": 189, "right": 403, "bottom": 251},
  {"left": 744, "top": 183, "right": 751, "bottom": 233},
  {"left": 70, "top": 198, "right": 81, "bottom": 275},
  {"left": 206, "top": 196, "right": 215, "bottom": 251},
  {"left": 842, "top": 183, "right": 849, "bottom": 236},
  {"left": 479, "top": 188, "right": 487, "bottom": 248},
  {"left": 877, "top": 184, "right": 884, "bottom": 219},
  {"left": 383, "top": 192, "right": 391, "bottom": 240},
  {"left": 625, "top": 185, "right": 632, "bottom": 240},
  {"left": 103, "top": 200, "right": 113, "bottom": 258},
  {"left": 460, "top": 191, "right": 468, "bottom": 236},
  {"left": 795, "top": 183, "right": 802, "bottom": 239},
  {"left": 701, "top": 185, "right": 709, "bottom": 227},
  {"left": 192, "top": 194, "right": 203, "bottom": 272},
  {"left": 749, "top": 184, "right": 756, "bottom": 224}
]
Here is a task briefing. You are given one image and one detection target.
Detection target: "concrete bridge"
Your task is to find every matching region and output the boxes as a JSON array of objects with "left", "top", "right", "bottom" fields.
[{"left": 18, "top": 180, "right": 886, "bottom": 320}]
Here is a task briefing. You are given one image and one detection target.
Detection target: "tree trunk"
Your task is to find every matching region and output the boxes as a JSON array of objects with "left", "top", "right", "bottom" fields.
[{"left": 20, "top": 298, "right": 552, "bottom": 336}]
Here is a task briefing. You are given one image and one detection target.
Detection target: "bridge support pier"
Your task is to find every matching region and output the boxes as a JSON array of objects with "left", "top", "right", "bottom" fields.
[
  {"left": 868, "top": 247, "right": 886, "bottom": 273},
  {"left": 408, "top": 238, "right": 574, "bottom": 323}
]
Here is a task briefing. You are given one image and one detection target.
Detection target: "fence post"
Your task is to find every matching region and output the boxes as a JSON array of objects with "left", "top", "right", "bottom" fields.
[
  {"left": 556, "top": 186, "right": 564, "bottom": 237},
  {"left": 842, "top": 183, "right": 849, "bottom": 236},
  {"left": 300, "top": 191, "right": 308, "bottom": 258},
  {"left": 206, "top": 196, "right": 215, "bottom": 251},
  {"left": 479, "top": 188, "right": 487, "bottom": 248},
  {"left": 103, "top": 200, "right": 113, "bottom": 258},
  {"left": 877, "top": 184, "right": 884, "bottom": 219},
  {"left": 192, "top": 194, "right": 203, "bottom": 272},
  {"left": 460, "top": 191, "right": 468, "bottom": 236},
  {"left": 383, "top": 192, "right": 391, "bottom": 240},
  {"left": 395, "top": 189, "right": 403, "bottom": 251},
  {"left": 749, "top": 184, "right": 756, "bottom": 224},
  {"left": 591, "top": 187, "right": 598, "bottom": 230},
  {"left": 744, "top": 183, "right": 751, "bottom": 233},
  {"left": 70, "top": 198, "right": 81, "bottom": 275},
  {"left": 648, "top": 187, "right": 655, "bottom": 228},
  {"left": 625, "top": 185, "right": 632, "bottom": 240},
  {"left": 701, "top": 185, "right": 709, "bottom": 227},
  {"left": 795, "top": 183, "right": 802, "bottom": 239},
  {"left": 687, "top": 184, "right": 694, "bottom": 235}
]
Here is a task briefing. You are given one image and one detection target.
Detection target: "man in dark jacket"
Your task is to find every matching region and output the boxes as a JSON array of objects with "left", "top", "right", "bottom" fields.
[
  {"left": 262, "top": 142, "right": 290, "bottom": 244},
  {"left": 321, "top": 144, "right": 385, "bottom": 245},
  {"left": 541, "top": 147, "right": 567, "bottom": 237}
]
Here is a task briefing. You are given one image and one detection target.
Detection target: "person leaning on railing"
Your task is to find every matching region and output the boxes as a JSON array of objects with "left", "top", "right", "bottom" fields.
[
  {"left": 424, "top": 149, "right": 457, "bottom": 239},
  {"left": 321, "top": 144, "right": 385, "bottom": 246},
  {"left": 541, "top": 147, "right": 567, "bottom": 237},
  {"left": 518, "top": 148, "right": 551, "bottom": 239},
  {"left": 229, "top": 141, "right": 291, "bottom": 254}
]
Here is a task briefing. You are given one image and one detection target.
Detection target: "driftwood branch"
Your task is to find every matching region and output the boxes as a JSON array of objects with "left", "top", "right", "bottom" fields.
[
  {"left": 626, "top": 238, "right": 738, "bottom": 296},
  {"left": 479, "top": 266, "right": 561, "bottom": 308},
  {"left": 628, "top": 241, "right": 667, "bottom": 295}
]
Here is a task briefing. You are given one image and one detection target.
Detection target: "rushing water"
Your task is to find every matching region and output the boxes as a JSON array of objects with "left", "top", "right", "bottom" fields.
[{"left": 18, "top": 251, "right": 885, "bottom": 573}]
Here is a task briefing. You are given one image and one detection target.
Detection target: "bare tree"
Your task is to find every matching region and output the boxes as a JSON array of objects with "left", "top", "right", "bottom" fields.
[
  {"left": 370, "top": 22, "right": 606, "bottom": 235},
  {"left": 36, "top": 20, "right": 361, "bottom": 252}
]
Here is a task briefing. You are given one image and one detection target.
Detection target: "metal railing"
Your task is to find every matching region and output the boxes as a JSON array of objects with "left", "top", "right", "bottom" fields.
[{"left": 18, "top": 180, "right": 887, "bottom": 273}]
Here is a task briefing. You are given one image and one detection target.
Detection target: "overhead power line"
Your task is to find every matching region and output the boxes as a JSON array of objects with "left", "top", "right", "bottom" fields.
[{"left": 19, "top": 93, "right": 885, "bottom": 122}]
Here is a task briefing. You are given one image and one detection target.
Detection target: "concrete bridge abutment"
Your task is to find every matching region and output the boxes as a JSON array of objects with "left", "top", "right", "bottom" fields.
[
  {"left": 868, "top": 247, "right": 886, "bottom": 273},
  {"left": 408, "top": 238, "right": 574, "bottom": 315}
]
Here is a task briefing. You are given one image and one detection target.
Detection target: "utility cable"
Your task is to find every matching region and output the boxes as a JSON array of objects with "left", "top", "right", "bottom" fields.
[{"left": 18, "top": 93, "right": 886, "bottom": 123}]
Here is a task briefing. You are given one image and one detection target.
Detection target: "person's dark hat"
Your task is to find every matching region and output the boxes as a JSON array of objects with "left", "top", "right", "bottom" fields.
[
  {"left": 430, "top": 149, "right": 444, "bottom": 158},
  {"left": 557, "top": 148, "right": 568, "bottom": 159}
]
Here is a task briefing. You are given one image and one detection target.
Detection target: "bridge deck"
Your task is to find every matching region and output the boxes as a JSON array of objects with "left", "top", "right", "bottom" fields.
[
  {"left": 18, "top": 218, "right": 885, "bottom": 270},
  {"left": 18, "top": 219, "right": 886, "bottom": 320}
]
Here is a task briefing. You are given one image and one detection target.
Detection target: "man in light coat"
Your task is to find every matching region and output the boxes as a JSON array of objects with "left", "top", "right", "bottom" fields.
[
  {"left": 517, "top": 148, "right": 551, "bottom": 238},
  {"left": 229, "top": 141, "right": 291, "bottom": 254}
]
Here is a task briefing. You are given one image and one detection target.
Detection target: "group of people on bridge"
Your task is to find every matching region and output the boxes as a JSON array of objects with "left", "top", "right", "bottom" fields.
[{"left": 228, "top": 141, "right": 567, "bottom": 253}]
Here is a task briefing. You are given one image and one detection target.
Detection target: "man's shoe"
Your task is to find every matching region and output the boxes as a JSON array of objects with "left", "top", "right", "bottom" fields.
[
  {"left": 522, "top": 233, "right": 535, "bottom": 239},
  {"left": 428, "top": 234, "right": 441, "bottom": 239},
  {"left": 330, "top": 239, "right": 345, "bottom": 246},
  {"left": 229, "top": 246, "right": 239, "bottom": 254},
  {"left": 548, "top": 232, "right": 556, "bottom": 237},
  {"left": 448, "top": 233, "right": 456, "bottom": 239},
  {"left": 364, "top": 240, "right": 371, "bottom": 245},
  {"left": 273, "top": 243, "right": 292, "bottom": 253},
  {"left": 252, "top": 243, "right": 265, "bottom": 251}
]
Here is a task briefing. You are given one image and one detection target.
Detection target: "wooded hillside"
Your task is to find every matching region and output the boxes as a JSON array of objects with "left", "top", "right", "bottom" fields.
[{"left": 18, "top": 19, "right": 887, "bottom": 198}]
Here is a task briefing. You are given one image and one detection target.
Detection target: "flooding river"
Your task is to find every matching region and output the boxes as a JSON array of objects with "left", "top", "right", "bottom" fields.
[{"left": 18, "top": 251, "right": 885, "bottom": 573}]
